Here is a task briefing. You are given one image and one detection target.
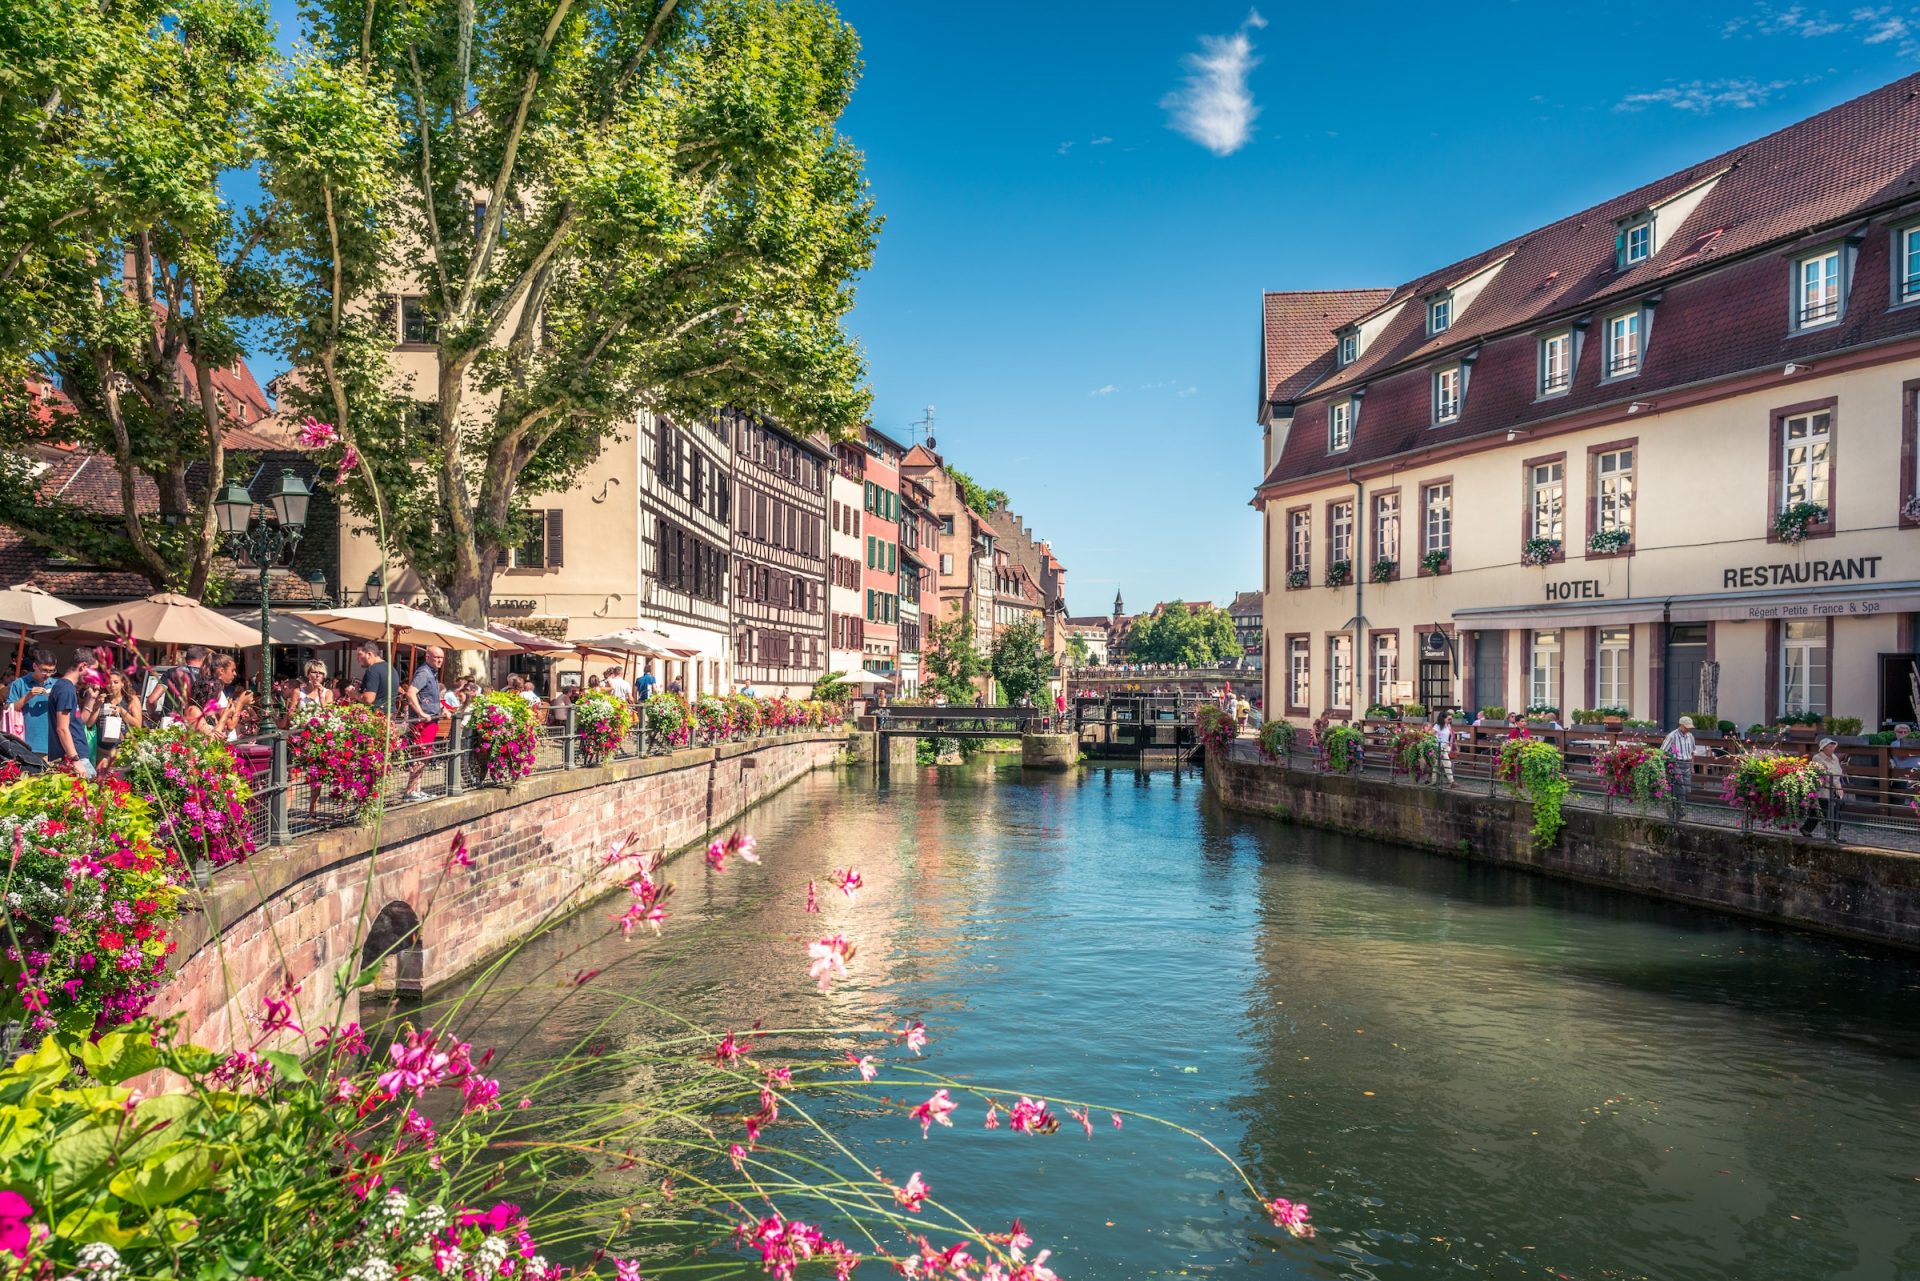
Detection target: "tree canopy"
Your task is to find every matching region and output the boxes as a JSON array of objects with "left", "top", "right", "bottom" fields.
[
  {"left": 0, "top": 0, "right": 281, "bottom": 596},
  {"left": 265, "top": 0, "right": 879, "bottom": 622},
  {"left": 943, "top": 464, "right": 1005, "bottom": 516},
  {"left": 988, "top": 616, "right": 1051, "bottom": 704},
  {"left": 921, "top": 607, "right": 984, "bottom": 702},
  {"left": 1122, "top": 602, "right": 1241, "bottom": 666}
]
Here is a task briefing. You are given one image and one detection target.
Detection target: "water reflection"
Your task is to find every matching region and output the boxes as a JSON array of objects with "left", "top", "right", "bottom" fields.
[{"left": 444, "top": 762, "right": 1920, "bottom": 1281}]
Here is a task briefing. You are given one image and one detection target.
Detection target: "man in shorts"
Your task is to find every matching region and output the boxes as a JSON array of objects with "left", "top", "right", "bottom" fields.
[{"left": 401, "top": 646, "right": 445, "bottom": 802}]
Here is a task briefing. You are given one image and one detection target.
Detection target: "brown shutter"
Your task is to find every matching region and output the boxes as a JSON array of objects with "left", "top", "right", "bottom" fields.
[{"left": 546, "top": 509, "right": 565, "bottom": 568}]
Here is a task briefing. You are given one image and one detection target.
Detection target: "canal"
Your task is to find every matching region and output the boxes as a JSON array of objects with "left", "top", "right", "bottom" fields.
[{"left": 450, "top": 762, "right": 1920, "bottom": 1281}]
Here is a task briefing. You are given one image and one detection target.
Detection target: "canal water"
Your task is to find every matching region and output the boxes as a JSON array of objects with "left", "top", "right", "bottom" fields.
[{"left": 451, "top": 762, "right": 1920, "bottom": 1281}]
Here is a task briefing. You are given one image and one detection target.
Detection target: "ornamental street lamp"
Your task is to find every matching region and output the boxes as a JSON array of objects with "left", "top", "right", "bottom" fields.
[{"left": 216, "top": 468, "right": 312, "bottom": 706}]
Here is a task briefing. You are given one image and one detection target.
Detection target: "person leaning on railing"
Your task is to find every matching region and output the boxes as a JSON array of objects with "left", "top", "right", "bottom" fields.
[{"left": 1799, "top": 737, "right": 1846, "bottom": 838}]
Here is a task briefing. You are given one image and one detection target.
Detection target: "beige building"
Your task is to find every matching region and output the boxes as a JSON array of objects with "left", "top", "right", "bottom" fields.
[{"left": 1256, "top": 74, "right": 1920, "bottom": 731}]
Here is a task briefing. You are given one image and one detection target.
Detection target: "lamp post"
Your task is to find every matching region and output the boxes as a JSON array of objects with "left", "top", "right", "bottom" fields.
[{"left": 215, "top": 469, "right": 312, "bottom": 706}]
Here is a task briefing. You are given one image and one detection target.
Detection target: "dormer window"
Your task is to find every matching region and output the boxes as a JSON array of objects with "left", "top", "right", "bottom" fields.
[
  {"left": 1794, "top": 249, "right": 1842, "bottom": 329},
  {"left": 1337, "top": 330, "right": 1358, "bottom": 366},
  {"left": 1432, "top": 366, "right": 1461, "bottom": 424},
  {"left": 1328, "top": 399, "right": 1353, "bottom": 453},
  {"left": 1427, "top": 294, "right": 1452, "bottom": 335},
  {"left": 1604, "top": 311, "right": 1641, "bottom": 379},
  {"left": 1620, "top": 215, "right": 1653, "bottom": 268}
]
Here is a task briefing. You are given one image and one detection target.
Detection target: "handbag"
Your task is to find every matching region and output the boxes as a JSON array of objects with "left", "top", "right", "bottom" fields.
[{"left": 1, "top": 707, "right": 23, "bottom": 740}]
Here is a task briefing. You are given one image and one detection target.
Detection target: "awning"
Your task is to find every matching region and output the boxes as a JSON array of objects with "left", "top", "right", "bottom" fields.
[
  {"left": 1667, "top": 580, "right": 1920, "bottom": 623},
  {"left": 1452, "top": 600, "right": 1667, "bottom": 630},
  {"left": 489, "top": 621, "right": 570, "bottom": 653}
]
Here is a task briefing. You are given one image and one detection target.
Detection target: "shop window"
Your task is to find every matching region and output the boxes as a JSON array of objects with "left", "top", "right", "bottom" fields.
[
  {"left": 1781, "top": 620, "right": 1827, "bottom": 717},
  {"left": 1529, "top": 629, "right": 1560, "bottom": 710},
  {"left": 1328, "top": 635, "right": 1353, "bottom": 710},
  {"left": 1596, "top": 627, "right": 1629, "bottom": 709}
]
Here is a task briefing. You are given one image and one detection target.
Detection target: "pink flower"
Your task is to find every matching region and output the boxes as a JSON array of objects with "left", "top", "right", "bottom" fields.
[
  {"left": 296, "top": 416, "right": 337, "bottom": 448},
  {"left": 806, "top": 934, "right": 855, "bottom": 991},
  {"left": 615, "top": 1261, "right": 645, "bottom": 1281},
  {"left": 1067, "top": 1106, "right": 1093, "bottom": 1138},
  {"left": 449, "top": 829, "right": 473, "bottom": 868},
  {"left": 260, "top": 978, "right": 301, "bottom": 1036},
  {"left": 805, "top": 880, "right": 819, "bottom": 913},
  {"left": 1266, "top": 1197, "right": 1314, "bottom": 1239},
  {"left": 897, "top": 1020, "right": 927, "bottom": 1055},
  {"left": 0, "top": 1190, "right": 33, "bottom": 1259},
  {"left": 844, "top": 1052, "right": 876, "bottom": 1081},
  {"left": 378, "top": 1027, "right": 453, "bottom": 1095},
  {"left": 729, "top": 1143, "right": 748, "bottom": 1172},
  {"left": 715, "top": 1032, "right": 749, "bottom": 1064},
  {"left": 832, "top": 867, "right": 863, "bottom": 901},
  {"left": 706, "top": 831, "right": 759, "bottom": 871},
  {"left": 1112, "top": 1113, "right": 1124, "bottom": 1129},
  {"left": 1007, "top": 1097, "right": 1056, "bottom": 1135},
  {"left": 909, "top": 1088, "right": 956, "bottom": 1137},
  {"left": 894, "top": 1171, "right": 930, "bottom": 1212},
  {"left": 337, "top": 442, "right": 361, "bottom": 482},
  {"left": 983, "top": 1105, "right": 1000, "bottom": 1130}
]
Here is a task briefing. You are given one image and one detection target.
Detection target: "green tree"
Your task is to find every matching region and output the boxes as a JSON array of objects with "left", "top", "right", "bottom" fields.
[
  {"left": 921, "top": 606, "right": 985, "bottom": 703},
  {"left": 1065, "top": 632, "right": 1090, "bottom": 666},
  {"left": 1123, "top": 602, "right": 1242, "bottom": 666},
  {"left": 267, "top": 0, "right": 880, "bottom": 624},
  {"left": 943, "top": 464, "right": 1005, "bottom": 515},
  {"left": 0, "top": 0, "right": 283, "bottom": 595},
  {"left": 989, "top": 617, "right": 1052, "bottom": 705}
]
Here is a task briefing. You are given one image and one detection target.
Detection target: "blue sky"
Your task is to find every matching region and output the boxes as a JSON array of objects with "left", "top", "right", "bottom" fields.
[{"left": 262, "top": 0, "right": 1920, "bottom": 616}]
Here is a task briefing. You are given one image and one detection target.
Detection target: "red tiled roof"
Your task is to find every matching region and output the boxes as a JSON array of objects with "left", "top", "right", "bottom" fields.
[
  {"left": 1260, "top": 71, "right": 1920, "bottom": 489},
  {"left": 1262, "top": 289, "right": 1392, "bottom": 406}
]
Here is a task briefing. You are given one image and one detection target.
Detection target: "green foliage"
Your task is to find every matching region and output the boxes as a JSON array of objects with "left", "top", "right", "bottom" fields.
[
  {"left": 266, "top": 0, "right": 880, "bottom": 622},
  {"left": 1774, "top": 501, "right": 1827, "bottom": 544},
  {"left": 1823, "top": 716, "right": 1863, "bottom": 737},
  {"left": 1478, "top": 706, "right": 1506, "bottom": 720},
  {"left": 922, "top": 608, "right": 986, "bottom": 703},
  {"left": 1321, "top": 724, "right": 1363, "bottom": 774},
  {"left": 1325, "top": 560, "right": 1352, "bottom": 588},
  {"left": 0, "top": 0, "right": 284, "bottom": 595},
  {"left": 988, "top": 617, "right": 1052, "bottom": 705},
  {"left": 1066, "top": 633, "right": 1090, "bottom": 666},
  {"left": 943, "top": 464, "right": 1007, "bottom": 515},
  {"left": 1420, "top": 549, "right": 1449, "bottom": 574},
  {"left": 1364, "top": 703, "right": 1399, "bottom": 721},
  {"left": 1498, "top": 738, "right": 1568, "bottom": 848},
  {"left": 811, "top": 671, "right": 851, "bottom": 704},
  {"left": 1390, "top": 724, "right": 1439, "bottom": 780},
  {"left": 1255, "top": 719, "right": 1295, "bottom": 763},
  {"left": 1121, "top": 602, "right": 1242, "bottom": 667}
]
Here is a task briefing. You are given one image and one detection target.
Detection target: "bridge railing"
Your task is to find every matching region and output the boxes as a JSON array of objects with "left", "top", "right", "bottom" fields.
[{"left": 873, "top": 706, "right": 1046, "bottom": 735}]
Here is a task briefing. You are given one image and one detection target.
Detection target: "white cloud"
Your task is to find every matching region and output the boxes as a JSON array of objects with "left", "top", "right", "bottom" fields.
[
  {"left": 1057, "top": 141, "right": 1074, "bottom": 155},
  {"left": 1089, "top": 384, "right": 1119, "bottom": 397},
  {"left": 1724, "top": 1, "right": 1920, "bottom": 53},
  {"left": 1090, "top": 135, "right": 1113, "bottom": 145},
  {"left": 1178, "top": 386, "right": 1200, "bottom": 398},
  {"left": 1614, "top": 77, "right": 1800, "bottom": 113},
  {"left": 1161, "top": 10, "right": 1265, "bottom": 156}
]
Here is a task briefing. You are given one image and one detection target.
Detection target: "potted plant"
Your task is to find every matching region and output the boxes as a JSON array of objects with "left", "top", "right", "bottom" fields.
[
  {"left": 1774, "top": 501, "right": 1827, "bottom": 544},
  {"left": 1524, "top": 703, "right": 1560, "bottom": 728},
  {"left": 1402, "top": 702, "right": 1428, "bottom": 719},
  {"left": 1722, "top": 750, "right": 1823, "bottom": 827},
  {"left": 1779, "top": 710, "right": 1821, "bottom": 740},
  {"left": 1326, "top": 559, "right": 1352, "bottom": 588},
  {"left": 1681, "top": 711, "right": 1722, "bottom": 740},
  {"left": 1421, "top": 549, "right": 1449, "bottom": 575},
  {"left": 1369, "top": 557, "right": 1397, "bottom": 584},
  {"left": 1904, "top": 494, "right": 1920, "bottom": 523},
  {"left": 1591, "top": 740, "right": 1672, "bottom": 813},
  {"left": 1520, "top": 536, "right": 1561, "bottom": 566},
  {"left": 1286, "top": 568, "right": 1309, "bottom": 589},
  {"left": 1364, "top": 703, "right": 1399, "bottom": 722},
  {"left": 1822, "top": 715, "right": 1864, "bottom": 743},
  {"left": 1588, "top": 527, "right": 1632, "bottom": 554},
  {"left": 1478, "top": 706, "right": 1506, "bottom": 726}
]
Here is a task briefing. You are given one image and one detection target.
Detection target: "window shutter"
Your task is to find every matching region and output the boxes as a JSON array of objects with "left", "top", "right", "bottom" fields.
[{"left": 546, "top": 509, "right": 564, "bottom": 568}]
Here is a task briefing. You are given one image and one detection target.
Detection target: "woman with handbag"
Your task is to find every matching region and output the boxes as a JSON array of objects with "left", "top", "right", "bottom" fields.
[{"left": 95, "top": 670, "right": 142, "bottom": 768}]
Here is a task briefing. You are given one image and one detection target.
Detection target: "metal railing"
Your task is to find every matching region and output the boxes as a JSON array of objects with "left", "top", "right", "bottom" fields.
[
  {"left": 229, "top": 704, "right": 838, "bottom": 853},
  {"left": 1228, "top": 722, "right": 1920, "bottom": 850}
]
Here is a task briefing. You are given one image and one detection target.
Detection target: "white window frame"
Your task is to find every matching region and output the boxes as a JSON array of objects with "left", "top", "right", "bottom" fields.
[
  {"left": 1328, "top": 399, "right": 1353, "bottom": 453},
  {"left": 1899, "top": 225, "right": 1920, "bottom": 306},
  {"left": 1530, "top": 460, "right": 1564, "bottom": 542},
  {"left": 1529, "top": 629, "right": 1560, "bottom": 709},
  {"left": 1422, "top": 483, "right": 1451, "bottom": 556},
  {"left": 1337, "top": 330, "right": 1358, "bottom": 366},
  {"left": 1781, "top": 410, "right": 1832, "bottom": 512},
  {"left": 1539, "top": 331, "right": 1572, "bottom": 396},
  {"left": 1595, "top": 447, "right": 1634, "bottom": 538},
  {"left": 1329, "top": 634, "right": 1354, "bottom": 709},
  {"left": 1604, "top": 311, "right": 1641, "bottom": 379},
  {"left": 1427, "top": 294, "right": 1452, "bottom": 335},
  {"left": 1595, "top": 627, "right": 1630, "bottom": 710},
  {"left": 1288, "top": 510, "right": 1311, "bottom": 575},
  {"left": 1433, "top": 366, "right": 1461, "bottom": 423},
  {"left": 1794, "top": 249, "right": 1842, "bottom": 330},
  {"left": 1329, "top": 501, "right": 1353, "bottom": 566},
  {"left": 1781, "top": 619, "right": 1827, "bottom": 717},
  {"left": 1372, "top": 631, "right": 1398, "bottom": 704},
  {"left": 1289, "top": 638, "right": 1310, "bottom": 709},
  {"left": 1621, "top": 216, "right": 1653, "bottom": 267},
  {"left": 1374, "top": 492, "right": 1400, "bottom": 566}
]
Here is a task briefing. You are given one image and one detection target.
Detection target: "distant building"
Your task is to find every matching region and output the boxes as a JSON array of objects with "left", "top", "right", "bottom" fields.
[
  {"left": 859, "top": 428, "right": 905, "bottom": 682},
  {"left": 898, "top": 474, "right": 937, "bottom": 697},
  {"left": 1064, "top": 617, "right": 1111, "bottom": 666},
  {"left": 636, "top": 412, "right": 734, "bottom": 695},
  {"left": 901, "top": 443, "right": 997, "bottom": 664},
  {"left": 728, "top": 412, "right": 829, "bottom": 698},
  {"left": 828, "top": 442, "right": 865, "bottom": 684},
  {"left": 1229, "top": 590, "right": 1264, "bottom": 664}
]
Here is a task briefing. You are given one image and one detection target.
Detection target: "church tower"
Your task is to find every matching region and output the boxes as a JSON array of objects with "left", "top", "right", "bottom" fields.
[{"left": 1112, "top": 587, "right": 1124, "bottom": 619}]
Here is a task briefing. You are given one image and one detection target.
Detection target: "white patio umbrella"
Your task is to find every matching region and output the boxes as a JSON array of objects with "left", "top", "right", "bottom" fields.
[
  {"left": 0, "top": 584, "right": 78, "bottom": 630},
  {"left": 289, "top": 604, "right": 517, "bottom": 651},
  {"left": 571, "top": 628, "right": 675, "bottom": 657},
  {"left": 56, "top": 593, "right": 261, "bottom": 649}
]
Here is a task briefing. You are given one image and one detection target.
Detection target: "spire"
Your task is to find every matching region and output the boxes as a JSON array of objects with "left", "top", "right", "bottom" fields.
[{"left": 1113, "top": 587, "right": 1124, "bottom": 618}]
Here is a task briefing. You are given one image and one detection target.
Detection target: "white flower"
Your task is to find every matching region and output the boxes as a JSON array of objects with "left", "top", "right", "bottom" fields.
[
  {"left": 413, "top": 1203, "right": 449, "bottom": 1239},
  {"left": 341, "top": 1261, "right": 397, "bottom": 1281},
  {"left": 475, "top": 1236, "right": 509, "bottom": 1270},
  {"left": 61, "top": 1241, "right": 125, "bottom": 1280},
  {"left": 433, "top": 1246, "right": 468, "bottom": 1277}
]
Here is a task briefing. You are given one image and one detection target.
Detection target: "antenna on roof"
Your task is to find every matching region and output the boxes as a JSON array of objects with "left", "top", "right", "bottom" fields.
[{"left": 911, "top": 405, "right": 936, "bottom": 450}]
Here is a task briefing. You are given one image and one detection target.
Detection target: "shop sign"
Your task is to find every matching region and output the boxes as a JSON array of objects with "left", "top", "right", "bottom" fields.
[
  {"left": 1543, "top": 579, "right": 1607, "bottom": 602},
  {"left": 1720, "top": 556, "right": 1881, "bottom": 590},
  {"left": 492, "top": 597, "right": 539, "bottom": 611}
]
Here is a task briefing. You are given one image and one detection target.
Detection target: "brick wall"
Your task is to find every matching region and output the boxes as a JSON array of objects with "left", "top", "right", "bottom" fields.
[
  {"left": 1206, "top": 746, "right": 1920, "bottom": 951},
  {"left": 163, "top": 734, "right": 844, "bottom": 1051}
]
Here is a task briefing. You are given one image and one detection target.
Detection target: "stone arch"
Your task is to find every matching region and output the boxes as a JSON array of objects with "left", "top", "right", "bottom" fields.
[{"left": 360, "top": 899, "right": 421, "bottom": 971}]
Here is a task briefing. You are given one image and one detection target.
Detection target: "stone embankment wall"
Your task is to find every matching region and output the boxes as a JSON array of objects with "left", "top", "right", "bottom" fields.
[
  {"left": 1207, "top": 746, "right": 1920, "bottom": 950},
  {"left": 165, "top": 733, "right": 845, "bottom": 1050}
]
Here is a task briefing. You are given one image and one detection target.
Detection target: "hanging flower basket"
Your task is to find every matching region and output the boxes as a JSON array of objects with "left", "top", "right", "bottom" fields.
[
  {"left": 1255, "top": 719, "right": 1295, "bottom": 762},
  {"left": 1325, "top": 560, "right": 1352, "bottom": 588},
  {"left": 694, "top": 695, "right": 734, "bottom": 739},
  {"left": 1319, "top": 724, "right": 1364, "bottom": 774},
  {"left": 573, "top": 689, "right": 634, "bottom": 763},
  {"left": 1588, "top": 527, "right": 1632, "bottom": 554},
  {"left": 1193, "top": 703, "right": 1237, "bottom": 752},
  {"left": 646, "top": 691, "right": 693, "bottom": 746},
  {"left": 1369, "top": 557, "right": 1397, "bottom": 584},
  {"left": 1591, "top": 741, "right": 1671, "bottom": 811},
  {"left": 1519, "top": 537, "right": 1561, "bottom": 566},
  {"left": 1773, "top": 501, "right": 1827, "bottom": 544},
  {"left": 110, "top": 724, "right": 255, "bottom": 869},
  {"left": 469, "top": 691, "right": 538, "bottom": 785},
  {"left": 1498, "top": 738, "right": 1569, "bottom": 847},
  {"left": 1389, "top": 724, "right": 1438, "bottom": 780},
  {"left": 1421, "top": 550, "right": 1449, "bottom": 574},
  {"left": 285, "top": 702, "right": 394, "bottom": 817},
  {"left": 1721, "top": 751, "right": 1823, "bottom": 827}
]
